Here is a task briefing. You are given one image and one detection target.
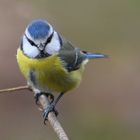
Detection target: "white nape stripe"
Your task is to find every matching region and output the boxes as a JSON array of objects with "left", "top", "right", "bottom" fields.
[
  {"left": 45, "top": 31, "right": 61, "bottom": 55},
  {"left": 47, "top": 23, "right": 53, "bottom": 37},
  {"left": 22, "top": 35, "right": 40, "bottom": 58},
  {"left": 25, "top": 28, "right": 33, "bottom": 40}
]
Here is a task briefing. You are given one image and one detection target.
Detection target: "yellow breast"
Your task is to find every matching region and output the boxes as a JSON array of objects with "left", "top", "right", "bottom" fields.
[{"left": 16, "top": 48, "right": 85, "bottom": 93}]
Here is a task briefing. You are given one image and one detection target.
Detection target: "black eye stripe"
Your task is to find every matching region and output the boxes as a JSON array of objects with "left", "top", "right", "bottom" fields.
[
  {"left": 24, "top": 34, "right": 38, "bottom": 47},
  {"left": 24, "top": 31, "right": 54, "bottom": 49},
  {"left": 44, "top": 31, "right": 54, "bottom": 46}
]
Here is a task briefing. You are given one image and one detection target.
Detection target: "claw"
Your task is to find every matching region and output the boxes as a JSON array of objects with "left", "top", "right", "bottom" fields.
[
  {"left": 47, "top": 93, "right": 54, "bottom": 104},
  {"left": 43, "top": 104, "right": 58, "bottom": 124},
  {"left": 34, "top": 93, "right": 42, "bottom": 105},
  {"left": 34, "top": 92, "right": 54, "bottom": 105}
]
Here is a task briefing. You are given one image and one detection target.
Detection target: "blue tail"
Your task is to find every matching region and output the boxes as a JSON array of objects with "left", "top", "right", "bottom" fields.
[{"left": 85, "top": 53, "right": 108, "bottom": 59}]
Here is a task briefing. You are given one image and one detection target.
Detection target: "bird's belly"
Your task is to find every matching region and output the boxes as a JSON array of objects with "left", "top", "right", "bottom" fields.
[
  {"left": 17, "top": 49, "right": 84, "bottom": 93},
  {"left": 36, "top": 68, "right": 82, "bottom": 93}
]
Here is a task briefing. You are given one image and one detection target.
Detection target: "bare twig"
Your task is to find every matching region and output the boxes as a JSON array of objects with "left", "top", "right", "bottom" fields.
[
  {"left": 0, "top": 85, "right": 29, "bottom": 94},
  {"left": 0, "top": 85, "right": 69, "bottom": 140},
  {"left": 39, "top": 95, "right": 69, "bottom": 140}
]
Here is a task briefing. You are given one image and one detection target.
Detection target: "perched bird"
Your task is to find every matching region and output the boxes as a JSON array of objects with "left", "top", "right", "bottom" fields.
[{"left": 17, "top": 19, "right": 106, "bottom": 123}]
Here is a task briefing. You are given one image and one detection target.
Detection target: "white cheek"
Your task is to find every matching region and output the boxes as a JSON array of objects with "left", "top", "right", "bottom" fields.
[
  {"left": 45, "top": 32, "right": 61, "bottom": 55},
  {"left": 23, "top": 36, "right": 40, "bottom": 58}
]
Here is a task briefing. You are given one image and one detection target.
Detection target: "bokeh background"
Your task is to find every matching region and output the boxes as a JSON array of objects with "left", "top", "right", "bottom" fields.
[{"left": 0, "top": 0, "right": 140, "bottom": 139}]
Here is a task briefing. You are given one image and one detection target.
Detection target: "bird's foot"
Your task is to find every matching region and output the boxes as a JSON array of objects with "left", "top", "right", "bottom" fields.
[
  {"left": 43, "top": 103, "right": 58, "bottom": 124},
  {"left": 34, "top": 92, "right": 54, "bottom": 105},
  {"left": 42, "top": 92, "right": 64, "bottom": 124}
]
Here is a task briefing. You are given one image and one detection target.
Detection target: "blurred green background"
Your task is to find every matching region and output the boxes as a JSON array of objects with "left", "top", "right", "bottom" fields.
[{"left": 0, "top": 0, "right": 140, "bottom": 139}]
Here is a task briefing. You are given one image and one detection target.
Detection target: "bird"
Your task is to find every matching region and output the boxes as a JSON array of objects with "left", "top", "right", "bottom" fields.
[{"left": 16, "top": 19, "right": 107, "bottom": 123}]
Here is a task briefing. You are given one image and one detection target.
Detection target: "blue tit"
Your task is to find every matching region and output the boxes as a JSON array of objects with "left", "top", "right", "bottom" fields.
[{"left": 16, "top": 19, "right": 107, "bottom": 123}]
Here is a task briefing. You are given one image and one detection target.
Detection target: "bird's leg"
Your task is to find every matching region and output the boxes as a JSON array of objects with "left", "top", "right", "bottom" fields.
[
  {"left": 34, "top": 92, "right": 54, "bottom": 105},
  {"left": 43, "top": 92, "right": 64, "bottom": 124}
]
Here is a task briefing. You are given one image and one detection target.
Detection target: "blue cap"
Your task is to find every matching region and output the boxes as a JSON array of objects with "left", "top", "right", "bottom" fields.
[{"left": 27, "top": 19, "right": 51, "bottom": 39}]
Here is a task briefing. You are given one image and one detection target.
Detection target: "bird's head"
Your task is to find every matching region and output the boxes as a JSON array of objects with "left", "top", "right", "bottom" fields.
[{"left": 21, "top": 19, "right": 62, "bottom": 58}]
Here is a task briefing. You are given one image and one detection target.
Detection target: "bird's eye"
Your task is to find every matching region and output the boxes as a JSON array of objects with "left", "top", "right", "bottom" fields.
[
  {"left": 44, "top": 31, "right": 54, "bottom": 46},
  {"left": 25, "top": 34, "right": 37, "bottom": 47},
  {"left": 47, "top": 34, "right": 53, "bottom": 43},
  {"left": 28, "top": 39, "right": 36, "bottom": 46}
]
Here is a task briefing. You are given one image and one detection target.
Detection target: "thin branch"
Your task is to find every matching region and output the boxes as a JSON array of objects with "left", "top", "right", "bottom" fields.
[
  {"left": 0, "top": 85, "right": 29, "bottom": 94},
  {"left": 0, "top": 85, "right": 69, "bottom": 140},
  {"left": 39, "top": 94, "right": 69, "bottom": 140}
]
